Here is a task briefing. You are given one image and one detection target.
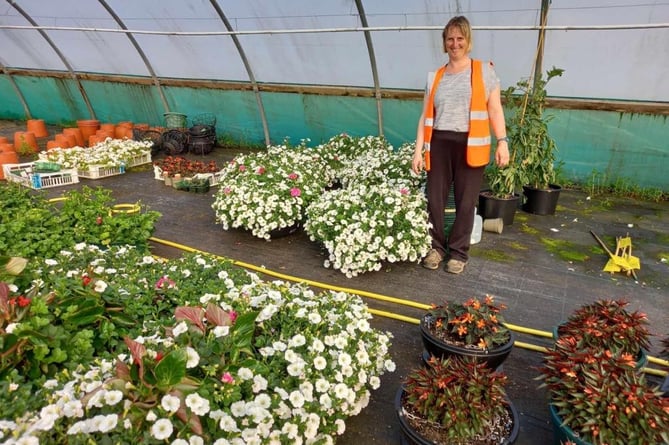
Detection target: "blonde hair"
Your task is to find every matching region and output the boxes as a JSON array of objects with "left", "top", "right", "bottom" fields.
[{"left": 442, "top": 16, "right": 472, "bottom": 53}]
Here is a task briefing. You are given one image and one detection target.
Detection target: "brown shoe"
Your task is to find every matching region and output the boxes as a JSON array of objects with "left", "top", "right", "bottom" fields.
[
  {"left": 446, "top": 259, "right": 467, "bottom": 274},
  {"left": 422, "top": 249, "right": 443, "bottom": 270}
]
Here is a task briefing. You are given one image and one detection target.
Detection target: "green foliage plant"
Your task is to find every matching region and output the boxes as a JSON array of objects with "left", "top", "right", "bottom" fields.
[
  {"left": 0, "top": 276, "right": 96, "bottom": 381},
  {"left": 0, "top": 183, "right": 160, "bottom": 259},
  {"left": 504, "top": 66, "right": 564, "bottom": 190}
]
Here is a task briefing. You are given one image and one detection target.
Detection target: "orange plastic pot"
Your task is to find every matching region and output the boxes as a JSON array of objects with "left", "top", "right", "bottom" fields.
[
  {"left": 77, "top": 119, "right": 100, "bottom": 147},
  {"left": 0, "top": 150, "right": 20, "bottom": 179},
  {"left": 134, "top": 123, "right": 149, "bottom": 131},
  {"left": 89, "top": 134, "right": 103, "bottom": 146},
  {"left": 95, "top": 129, "right": 114, "bottom": 141},
  {"left": 64, "top": 132, "right": 77, "bottom": 147},
  {"left": 100, "top": 123, "right": 116, "bottom": 136},
  {"left": 0, "top": 143, "right": 15, "bottom": 165},
  {"left": 0, "top": 136, "right": 9, "bottom": 144},
  {"left": 63, "top": 127, "right": 84, "bottom": 147},
  {"left": 115, "top": 122, "right": 133, "bottom": 139},
  {"left": 14, "top": 131, "right": 38, "bottom": 154},
  {"left": 27, "top": 119, "right": 49, "bottom": 138},
  {"left": 46, "top": 140, "right": 59, "bottom": 150},
  {"left": 55, "top": 133, "right": 72, "bottom": 149}
]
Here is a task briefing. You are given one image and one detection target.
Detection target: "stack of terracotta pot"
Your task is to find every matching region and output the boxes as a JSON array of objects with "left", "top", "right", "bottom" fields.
[
  {"left": 10, "top": 118, "right": 48, "bottom": 155},
  {"left": 0, "top": 135, "right": 20, "bottom": 180},
  {"left": 40, "top": 120, "right": 137, "bottom": 150}
]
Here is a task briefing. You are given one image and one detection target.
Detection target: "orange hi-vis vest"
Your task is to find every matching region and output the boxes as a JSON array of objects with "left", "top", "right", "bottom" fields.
[{"left": 423, "top": 59, "right": 491, "bottom": 171}]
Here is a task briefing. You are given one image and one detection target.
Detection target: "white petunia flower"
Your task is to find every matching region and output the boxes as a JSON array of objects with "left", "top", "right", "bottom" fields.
[
  {"left": 103, "top": 390, "right": 123, "bottom": 406},
  {"left": 213, "top": 325, "right": 230, "bottom": 337},
  {"left": 185, "top": 393, "right": 210, "bottom": 416},
  {"left": 288, "top": 390, "right": 305, "bottom": 408},
  {"left": 161, "top": 394, "right": 181, "bottom": 413},
  {"left": 151, "top": 418, "right": 174, "bottom": 440},
  {"left": 189, "top": 436, "right": 204, "bottom": 445},
  {"left": 172, "top": 321, "right": 188, "bottom": 338},
  {"left": 93, "top": 280, "right": 107, "bottom": 293},
  {"left": 185, "top": 347, "right": 200, "bottom": 368},
  {"left": 313, "top": 356, "right": 327, "bottom": 371}
]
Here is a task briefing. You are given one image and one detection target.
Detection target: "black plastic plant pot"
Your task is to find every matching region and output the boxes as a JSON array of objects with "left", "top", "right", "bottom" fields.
[
  {"left": 478, "top": 191, "right": 520, "bottom": 226},
  {"left": 522, "top": 184, "right": 562, "bottom": 215},
  {"left": 420, "top": 315, "right": 515, "bottom": 370}
]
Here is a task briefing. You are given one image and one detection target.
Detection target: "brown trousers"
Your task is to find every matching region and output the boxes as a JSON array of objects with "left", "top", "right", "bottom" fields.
[{"left": 426, "top": 130, "right": 485, "bottom": 262}]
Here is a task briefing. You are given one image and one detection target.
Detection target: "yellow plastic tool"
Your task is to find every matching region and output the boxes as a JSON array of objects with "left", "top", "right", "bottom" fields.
[{"left": 591, "top": 231, "right": 640, "bottom": 279}]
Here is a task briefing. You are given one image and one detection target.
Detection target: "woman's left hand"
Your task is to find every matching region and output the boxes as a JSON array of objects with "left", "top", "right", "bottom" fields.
[{"left": 495, "top": 142, "right": 509, "bottom": 167}]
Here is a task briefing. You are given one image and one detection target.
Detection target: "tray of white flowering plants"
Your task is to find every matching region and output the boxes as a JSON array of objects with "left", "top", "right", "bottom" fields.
[
  {"left": 39, "top": 138, "right": 152, "bottom": 180},
  {"left": 3, "top": 161, "right": 80, "bottom": 189}
]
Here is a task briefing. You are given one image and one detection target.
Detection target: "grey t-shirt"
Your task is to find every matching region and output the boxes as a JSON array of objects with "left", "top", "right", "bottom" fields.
[{"left": 427, "top": 62, "right": 500, "bottom": 132}]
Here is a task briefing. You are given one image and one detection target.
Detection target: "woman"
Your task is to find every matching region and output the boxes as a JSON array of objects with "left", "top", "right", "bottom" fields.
[{"left": 412, "top": 16, "right": 509, "bottom": 274}]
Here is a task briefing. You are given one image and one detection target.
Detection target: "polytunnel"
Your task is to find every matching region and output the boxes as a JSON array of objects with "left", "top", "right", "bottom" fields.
[{"left": 1, "top": 0, "right": 668, "bottom": 188}]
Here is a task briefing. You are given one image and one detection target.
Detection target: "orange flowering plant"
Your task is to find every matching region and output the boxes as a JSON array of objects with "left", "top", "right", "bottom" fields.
[{"left": 425, "top": 295, "right": 511, "bottom": 352}]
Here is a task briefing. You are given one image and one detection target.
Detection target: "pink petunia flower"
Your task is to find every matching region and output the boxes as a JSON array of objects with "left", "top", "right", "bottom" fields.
[
  {"left": 229, "top": 310, "right": 238, "bottom": 323},
  {"left": 400, "top": 188, "right": 409, "bottom": 195},
  {"left": 155, "top": 275, "right": 176, "bottom": 290},
  {"left": 239, "top": 165, "right": 246, "bottom": 172},
  {"left": 221, "top": 372, "right": 234, "bottom": 384},
  {"left": 287, "top": 172, "right": 298, "bottom": 180},
  {"left": 223, "top": 187, "right": 232, "bottom": 195},
  {"left": 256, "top": 167, "right": 265, "bottom": 175},
  {"left": 290, "top": 187, "right": 301, "bottom": 197}
]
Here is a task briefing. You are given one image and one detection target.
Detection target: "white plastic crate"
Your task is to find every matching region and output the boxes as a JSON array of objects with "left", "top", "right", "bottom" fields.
[
  {"left": 154, "top": 165, "right": 165, "bottom": 181},
  {"left": 78, "top": 164, "right": 124, "bottom": 180},
  {"left": 3, "top": 162, "right": 79, "bottom": 190},
  {"left": 153, "top": 166, "right": 224, "bottom": 186},
  {"left": 127, "top": 152, "right": 152, "bottom": 168},
  {"left": 188, "top": 171, "right": 225, "bottom": 187}
]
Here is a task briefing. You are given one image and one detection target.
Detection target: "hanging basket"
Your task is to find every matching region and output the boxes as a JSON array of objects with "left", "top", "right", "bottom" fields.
[
  {"left": 133, "top": 128, "right": 164, "bottom": 153},
  {"left": 188, "top": 139, "right": 215, "bottom": 156},
  {"left": 189, "top": 125, "right": 216, "bottom": 142},
  {"left": 163, "top": 112, "right": 187, "bottom": 129},
  {"left": 190, "top": 113, "right": 217, "bottom": 127},
  {"left": 160, "top": 129, "right": 189, "bottom": 155},
  {"left": 187, "top": 124, "right": 216, "bottom": 155}
]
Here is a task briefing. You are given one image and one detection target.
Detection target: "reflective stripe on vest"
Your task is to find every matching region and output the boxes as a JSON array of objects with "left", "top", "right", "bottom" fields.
[
  {"left": 422, "top": 59, "right": 491, "bottom": 171},
  {"left": 422, "top": 66, "right": 446, "bottom": 171},
  {"left": 467, "top": 59, "right": 491, "bottom": 167}
]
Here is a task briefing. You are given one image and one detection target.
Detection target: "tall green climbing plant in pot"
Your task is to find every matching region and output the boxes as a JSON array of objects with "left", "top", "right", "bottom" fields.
[{"left": 504, "top": 66, "right": 564, "bottom": 215}]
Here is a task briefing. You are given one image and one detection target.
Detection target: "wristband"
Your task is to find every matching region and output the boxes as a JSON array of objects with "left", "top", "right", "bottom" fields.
[{"left": 497, "top": 136, "right": 508, "bottom": 143}]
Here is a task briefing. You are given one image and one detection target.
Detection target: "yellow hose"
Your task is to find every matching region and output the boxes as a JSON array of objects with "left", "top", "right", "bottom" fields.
[{"left": 148, "top": 235, "right": 668, "bottom": 377}]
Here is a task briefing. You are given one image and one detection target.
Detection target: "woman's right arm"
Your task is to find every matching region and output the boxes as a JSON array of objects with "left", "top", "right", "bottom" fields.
[{"left": 412, "top": 95, "right": 428, "bottom": 174}]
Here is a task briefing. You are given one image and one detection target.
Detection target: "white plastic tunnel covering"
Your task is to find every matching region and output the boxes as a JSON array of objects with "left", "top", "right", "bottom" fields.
[{"left": 0, "top": 0, "right": 668, "bottom": 149}]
